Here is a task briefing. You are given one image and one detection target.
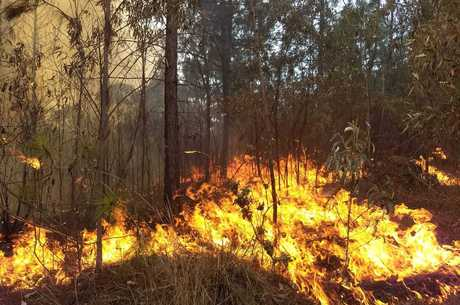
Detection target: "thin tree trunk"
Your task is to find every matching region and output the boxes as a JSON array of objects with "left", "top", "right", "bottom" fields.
[
  {"left": 71, "top": 67, "right": 84, "bottom": 210},
  {"left": 96, "top": 0, "right": 112, "bottom": 272},
  {"left": 318, "top": 0, "right": 326, "bottom": 82},
  {"left": 164, "top": 0, "right": 180, "bottom": 210},
  {"left": 274, "top": 63, "right": 283, "bottom": 190},
  {"left": 140, "top": 39, "right": 147, "bottom": 192},
  {"left": 250, "top": 0, "right": 278, "bottom": 234},
  {"left": 200, "top": 10, "right": 212, "bottom": 182},
  {"left": 31, "top": 0, "right": 39, "bottom": 133},
  {"left": 219, "top": 0, "right": 233, "bottom": 179},
  {"left": 29, "top": 0, "right": 40, "bottom": 215},
  {"left": 204, "top": 88, "right": 212, "bottom": 181},
  {"left": 254, "top": 118, "right": 262, "bottom": 178},
  {"left": 0, "top": 179, "right": 10, "bottom": 239}
]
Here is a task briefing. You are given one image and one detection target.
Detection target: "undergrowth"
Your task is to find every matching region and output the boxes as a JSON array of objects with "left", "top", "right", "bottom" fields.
[{"left": 25, "top": 253, "right": 314, "bottom": 305}]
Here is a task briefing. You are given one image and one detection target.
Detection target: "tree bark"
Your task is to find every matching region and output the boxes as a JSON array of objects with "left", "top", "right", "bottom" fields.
[
  {"left": 200, "top": 7, "right": 212, "bottom": 182},
  {"left": 96, "top": 0, "right": 111, "bottom": 272},
  {"left": 164, "top": 0, "right": 180, "bottom": 209},
  {"left": 250, "top": 0, "right": 278, "bottom": 228},
  {"left": 204, "top": 84, "right": 212, "bottom": 181},
  {"left": 140, "top": 38, "right": 147, "bottom": 191},
  {"left": 31, "top": 0, "right": 39, "bottom": 133},
  {"left": 219, "top": 0, "right": 233, "bottom": 179},
  {"left": 71, "top": 58, "right": 84, "bottom": 210},
  {"left": 318, "top": 0, "right": 326, "bottom": 81}
]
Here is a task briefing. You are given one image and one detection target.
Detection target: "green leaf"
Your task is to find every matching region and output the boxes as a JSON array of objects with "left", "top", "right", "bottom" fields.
[{"left": 96, "top": 191, "right": 118, "bottom": 219}]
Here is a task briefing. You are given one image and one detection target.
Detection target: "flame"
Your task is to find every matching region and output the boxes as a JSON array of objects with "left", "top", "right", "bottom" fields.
[
  {"left": 23, "top": 157, "right": 41, "bottom": 170},
  {"left": 433, "top": 147, "right": 448, "bottom": 160},
  {"left": 416, "top": 152, "right": 460, "bottom": 186},
  {"left": 1, "top": 156, "right": 459, "bottom": 305},
  {"left": 8, "top": 148, "right": 41, "bottom": 170}
]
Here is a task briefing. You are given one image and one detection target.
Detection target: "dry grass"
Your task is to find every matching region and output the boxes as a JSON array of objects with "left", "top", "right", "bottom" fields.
[
  {"left": 401, "top": 294, "right": 460, "bottom": 305},
  {"left": 25, "top": 253, "right": 314, "bottom": 305},
  {"left": 21, "top": 251, "right": 458, "bottom": 305}
]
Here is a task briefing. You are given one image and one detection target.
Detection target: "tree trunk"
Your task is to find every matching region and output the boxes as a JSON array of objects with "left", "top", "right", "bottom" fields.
[
  {"left": 200, "top": 8, "right": 212, "bottom": 182},
  {"left": 318, "top": 0, "right": 326, "bottom": 81},
  {"left": 0, "top": 180, "right": 10, "bottom": 240},
  {"left": 204, "top": 87, "right": 212, "bottom": 181},
  {"left": 164, "top": 0, "right": 180, "bottom": 210},
  {"left": 71, "top": 65, "right": 83, "bottom": 210},
  {"left": 219, "top": 0, "right": 233, "bottom": 179},
  {"left": 140, "top": 39, "right": 147, "bottom": 191},
  {"left": 70, "top": 15, "right": 85, "bottom": 211},
  {"left": 250, "top": 0, "right": 278, "bottom": 231},
  {"left": 31, "top": 0, "right": 39, "bottom": 133},
  {"left": 96, "top": 0, "right": 111, "bottom": 272}
]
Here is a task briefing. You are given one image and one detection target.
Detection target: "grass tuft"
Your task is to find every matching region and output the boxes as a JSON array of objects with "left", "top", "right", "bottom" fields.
[{"left": 26, "top": 252, "right": 315, "bottom": 305}]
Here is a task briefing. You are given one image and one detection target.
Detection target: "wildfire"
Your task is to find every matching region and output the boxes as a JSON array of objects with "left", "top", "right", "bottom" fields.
[
  {"left": 416, "top": 147, "right": 460, "bottom": 186},
  {"left": 1, "top": 156, "right": 459, "bottom": 305}
]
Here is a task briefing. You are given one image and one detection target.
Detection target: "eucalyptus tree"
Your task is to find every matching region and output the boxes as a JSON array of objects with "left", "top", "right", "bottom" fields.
[
  {"left": 164, "top": 0, "right": 180, "bottom": 209},
  {"left": 95, "top": 0, "right": 112, "bottom": 272},
  {"left": 163, "top": 0, "right": 198, "bottom": 209},
  {"left": 217, "top": 0, "right": 234, "bottom": 179},
  {"left": 406, "top": 0, "right": 460, "bottom": 163}
]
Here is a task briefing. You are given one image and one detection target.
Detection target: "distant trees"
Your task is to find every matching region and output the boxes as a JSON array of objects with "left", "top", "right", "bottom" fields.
[{"left": 122, "top": 0, "right": 161, "bottom": 191}]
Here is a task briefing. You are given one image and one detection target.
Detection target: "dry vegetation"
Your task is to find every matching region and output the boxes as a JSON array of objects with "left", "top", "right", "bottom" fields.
[
  {"left": 22, "top": 254, "right": 313, "bottom": 305},
  {"left": 0, "top": 0, "right": 459, "bottom": 304}
]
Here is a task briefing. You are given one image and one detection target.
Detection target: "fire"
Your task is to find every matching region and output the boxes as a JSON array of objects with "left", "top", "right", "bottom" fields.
[
  {"left": 416, "top": 148, "right": 460, "bottom": 186},
  {"left": 433, "top": 147, "right": 448, "bottom": 160},
  {"left": 1, "top": 156, "right": 459, "bottom": 305},
  {"left": 8, "top": 148, "right": 41, "bottom": 170}
]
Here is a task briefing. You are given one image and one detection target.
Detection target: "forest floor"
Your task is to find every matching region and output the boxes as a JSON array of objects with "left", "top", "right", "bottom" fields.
[
  {"left": 1, "top": 158, "right": 459, "bottom": 305},
  {"left": 370, "top": 156, "right": 460, "bottom": 244},
  {"left": 2, "top": 254, "right": 314, "bottom": 305},
  {"left": 3, "top": 253, "right": 459, "bottom": 305},
  {"left": 3, "top": 251, "right": 459, "bottom": 305}
]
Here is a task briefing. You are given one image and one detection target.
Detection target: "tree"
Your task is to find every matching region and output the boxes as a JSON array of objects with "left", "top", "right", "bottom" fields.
[
  {"left": 123, "top": 0, "right": 160, "bottom": 191},
  {"left": 96, "top": 0, "right": 112, "bottom": 272},
  {"left": 406, "top": 0, "right": 460, "bottom": 162},
  {"left": 219, "top": 0, "right": 233, "bottom": 179},
  {"left": 164, "top": 0, "right": 180, "bottom": 209},
  {"left": 198, "top": 1, "right": 213, "bottom": 181}
]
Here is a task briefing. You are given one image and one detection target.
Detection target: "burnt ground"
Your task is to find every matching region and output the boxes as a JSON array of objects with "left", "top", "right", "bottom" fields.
[
  {"left": 0, "top": 286, "right": 30, "bottom": 305},
  {"left": 367, "top": 156, "right": 460, "bottom": 244},
  {"left": 398, "top": 184, "right": 460, "bottom": 245}
]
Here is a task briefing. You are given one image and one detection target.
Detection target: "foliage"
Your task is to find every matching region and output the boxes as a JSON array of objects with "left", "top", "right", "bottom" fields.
[
  {"left": 326, "top": 121, "right": 373, "bottom": 189},
  {"left": 95, "top": 190, "right": 119, "bottom": 220},
  {"left": 406, "top": 0, "right": 460, "bottom": 160}
]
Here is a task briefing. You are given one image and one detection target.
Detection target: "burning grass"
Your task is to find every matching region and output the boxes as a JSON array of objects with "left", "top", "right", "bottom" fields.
[
  {"left": 19, "top": 253, "right": 312, "bottom": 305},
  {"left": 1, "top": 156, "right": 459, "bottom": 305}
]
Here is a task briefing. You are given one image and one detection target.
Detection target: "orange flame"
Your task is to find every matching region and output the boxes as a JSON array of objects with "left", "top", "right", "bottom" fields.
[
  {"left": 416, "top": 150, "right": 460, "bottom": 186},
  {"left": 1, "top": 156, "right": 459, "bottom": 305},
  {"left": 8, "top": 148, "right": 41, "bottom": 170}
]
